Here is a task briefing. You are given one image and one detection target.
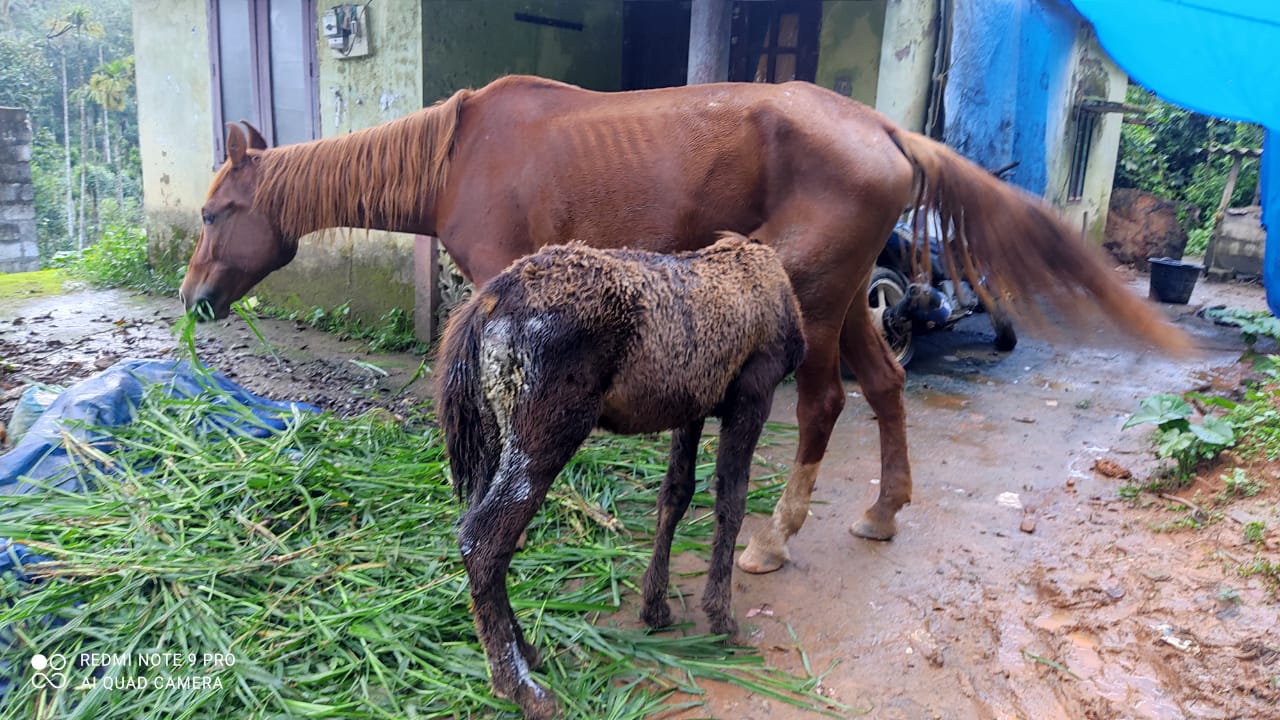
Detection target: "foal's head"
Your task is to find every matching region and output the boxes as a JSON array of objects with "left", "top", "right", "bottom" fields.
[{"left": 180, "top": 123, "right": 295, "bottom": 320}]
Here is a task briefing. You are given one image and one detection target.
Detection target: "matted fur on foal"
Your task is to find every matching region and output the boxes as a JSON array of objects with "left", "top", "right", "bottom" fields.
[{"left": 436, "top": 234, "right": 805, "bottom": 720}]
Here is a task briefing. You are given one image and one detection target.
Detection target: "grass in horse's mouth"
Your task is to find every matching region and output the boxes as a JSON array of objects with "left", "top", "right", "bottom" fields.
[{"left": 0, "top": 348, "right": 841, "bottom": 718}]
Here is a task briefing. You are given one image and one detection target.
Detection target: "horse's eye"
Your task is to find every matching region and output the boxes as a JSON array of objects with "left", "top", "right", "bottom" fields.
[{"left": 202, "top": 211, "right": 215, "bottom": 225}]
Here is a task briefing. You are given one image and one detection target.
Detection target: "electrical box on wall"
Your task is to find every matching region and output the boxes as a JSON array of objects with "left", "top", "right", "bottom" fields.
[{"left": 322, "top": 4, "right": 370, "bottom": 59}]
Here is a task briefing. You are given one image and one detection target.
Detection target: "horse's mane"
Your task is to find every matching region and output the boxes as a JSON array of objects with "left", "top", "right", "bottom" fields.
[{"left": 252, "top": 88, "right": 471, "bottom": 239}]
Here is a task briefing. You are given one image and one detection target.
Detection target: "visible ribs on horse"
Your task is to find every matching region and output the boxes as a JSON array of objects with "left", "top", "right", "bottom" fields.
[{"left": 436, "top": 234, "right": 805, "bottom": 720}]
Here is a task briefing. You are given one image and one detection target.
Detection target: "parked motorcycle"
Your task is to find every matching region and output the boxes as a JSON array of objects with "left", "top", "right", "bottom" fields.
[{"left": 869, "top": 211, "right": 1018, "bottom": 367}]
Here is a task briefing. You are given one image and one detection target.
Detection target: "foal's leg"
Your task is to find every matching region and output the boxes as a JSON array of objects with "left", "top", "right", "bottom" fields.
[
  {"left": 738, "top": 323, "right": 846, "bottom": 574},
  {"left": 706, "top": 356, "right": 780, "bottom": 635},
  {"left": 460, "top": 470, "right": 559, "bottom": 719},
  {"left": 462, "top": 416, "right": 595, "bottom": 720},
  {"left": 641, "top": 419, "right": 705, "bottom": 629},
  {"left": 839, "top": 299, "right": 910, "bottom": 541}
]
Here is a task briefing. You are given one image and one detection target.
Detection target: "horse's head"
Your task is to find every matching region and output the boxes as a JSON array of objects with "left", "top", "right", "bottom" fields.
[{"left": 180, "top": 122, "right": 295, "bottom": 320}]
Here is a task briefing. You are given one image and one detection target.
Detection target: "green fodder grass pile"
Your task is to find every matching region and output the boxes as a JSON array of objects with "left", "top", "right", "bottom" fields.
[{"left": 0, "top": 378, "right": 836, "bottom": 719}]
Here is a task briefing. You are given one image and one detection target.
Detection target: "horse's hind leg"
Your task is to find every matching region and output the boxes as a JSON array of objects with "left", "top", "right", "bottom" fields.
[
  {"left": 738, "top": 322, "right": 846, "bottom": 574},
  {"left": 706, "top": 355, "right": 781, "bottom": 636},
  {"left": 839, "top": 297, "right": 910, "bottom": 540},
  {"left": 641, "top": 419, "right": 705, "bottom": 629}
]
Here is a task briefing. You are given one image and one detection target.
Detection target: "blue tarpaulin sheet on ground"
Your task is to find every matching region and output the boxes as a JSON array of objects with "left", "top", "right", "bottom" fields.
[
  {"left": 0, "top": 358, "right": 315, "bottom": 582},
  {"left": 1070, "top": 0, "right": 1280, "bottom": 315}
]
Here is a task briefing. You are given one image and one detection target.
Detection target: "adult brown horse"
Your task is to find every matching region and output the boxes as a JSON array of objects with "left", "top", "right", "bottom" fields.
[{"left": 181, "top": 75, "right": 1190, "bottom": 574}]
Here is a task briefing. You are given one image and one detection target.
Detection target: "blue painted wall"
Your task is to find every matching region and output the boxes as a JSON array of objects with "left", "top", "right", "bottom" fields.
[{"left": 944, "top": 0, "right": 1080, "bottom": 195}]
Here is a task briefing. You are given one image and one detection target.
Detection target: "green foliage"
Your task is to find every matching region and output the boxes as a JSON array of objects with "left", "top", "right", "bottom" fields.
[
  {"left": 57, "top": 211, "right": 180, "bottom": 294},
  {"left": 1244, "top": 521, "right": 1267, "bottom": 545},
  {"left": 1115, "top": 85, "right": 1264, "bottom": 258},
  {"left": 250, "top": 298, "right": 430, "bottom": 354},
  {"left": 1204, "top": 307, "right": 1280, "bottom": 348},
  {"left": 0, "top": 383, "right": 841, "bottom": 719},
  {"left": 1124, "top": 393, "right": 1236, "bottom": 479},
  {"left": 0, "top": 0, "right": 141, "bottom": 264},
  {"left": 1237, "top": 556, "right": 1280, "bottom": 593},
  {"left": 1220, "top": 467, "right": 1265, "bottom": 499}
]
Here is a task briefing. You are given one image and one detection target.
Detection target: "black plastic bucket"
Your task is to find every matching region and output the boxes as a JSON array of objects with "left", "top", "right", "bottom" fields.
[{"left": 1148, "top": 257, "right": 1203, "bottom": 304}]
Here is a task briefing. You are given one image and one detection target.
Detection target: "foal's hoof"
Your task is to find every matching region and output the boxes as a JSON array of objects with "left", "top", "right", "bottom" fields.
[
  {"left": 514, "top": 684, "right": 558, "bottom": 720},
  {"left": 709, "top": 615, "right": 739, "bottom": 639},
  {"left": 497, "top": 680, "right": 558, "bottom": 720},
  {"left": 850, "top": 514, "right": 897, "bottom": 541},
  {"left": 736, "top": 537, "right": 789, "bottom": 574},
  {"left": 641, "top": 602, "right": 673, "bottom": 630}
]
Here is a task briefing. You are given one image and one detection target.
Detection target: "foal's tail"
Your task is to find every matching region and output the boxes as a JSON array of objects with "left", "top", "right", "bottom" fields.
[
  {"left": 435, "top": 297, "right": 500, "bottom": 505},
  {"left": 887, "top": 127, "right": 1194, "bottom": 355}
]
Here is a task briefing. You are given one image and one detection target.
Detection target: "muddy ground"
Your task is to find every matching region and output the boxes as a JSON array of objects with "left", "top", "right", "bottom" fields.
[{"left": 2, "top": 272, "right": 1279, "bottom": 719}]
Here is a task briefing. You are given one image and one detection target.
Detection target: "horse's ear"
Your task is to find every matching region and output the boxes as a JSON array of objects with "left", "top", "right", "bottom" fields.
[
  {"left": 225, "top": 123, "right": 248, "bottom": 167},
  {"left": 242, "top": 121, "right": 268, "bottom": 151}
]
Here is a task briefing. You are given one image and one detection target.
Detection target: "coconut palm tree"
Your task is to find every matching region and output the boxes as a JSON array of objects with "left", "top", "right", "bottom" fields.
[
  {"left": 46, "top": 4, "right": 103, "bottom": 250},
  {"left": 87, "top": 55, "right": 133, "bottom": 208}
]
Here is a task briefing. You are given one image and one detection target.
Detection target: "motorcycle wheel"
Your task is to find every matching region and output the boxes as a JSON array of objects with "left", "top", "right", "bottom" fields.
[{"left": 868, "top": 266, "right": 914, "bottom": 367}]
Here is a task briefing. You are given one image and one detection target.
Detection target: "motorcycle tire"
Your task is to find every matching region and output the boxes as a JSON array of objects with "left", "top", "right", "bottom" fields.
[{"left": 868, "top": 266, "right": 915, "bottom": 367}]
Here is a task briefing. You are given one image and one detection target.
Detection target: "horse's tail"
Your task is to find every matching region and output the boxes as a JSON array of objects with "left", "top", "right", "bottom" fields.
[
  {"left": 886, "top": 126, "right": 1194, "bottom": 355},
  {"left": 435, "top": 295, "right": 500, "bottom": 505}
]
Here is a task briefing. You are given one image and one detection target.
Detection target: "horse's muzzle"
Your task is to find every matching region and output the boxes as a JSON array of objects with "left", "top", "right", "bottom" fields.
[{"left": 181, "top": 288, "right": 229, "bottom": 322}]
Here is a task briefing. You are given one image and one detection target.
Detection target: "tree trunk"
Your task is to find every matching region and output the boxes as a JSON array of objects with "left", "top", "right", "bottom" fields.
[
  {"left": 78, "top": 87, "right": 88, "bottom": 249},
  {"left": 60, "top": 51, "right": 76, "bottom": 249}
]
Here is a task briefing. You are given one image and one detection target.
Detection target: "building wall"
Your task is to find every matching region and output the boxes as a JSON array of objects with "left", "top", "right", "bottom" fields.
[
  {"left": 1045, "top": 30, "right": 1127, "bottom": 243},
  {"left": 258, "top": 0, "right": 426, "bottom": 320},
  {"left": 321, "top": 0, "right": 424, "bottom": 135},
  {"left": 0, "top": 108, "right": 37, "bottom": 273},
  {"left": 941, "top": 0, "right": 1123, "bottom": 243},
  {"left": 422, "top": 0, "right": 624, "bottom": 103},
  {"left": 262, "top": 0, "right": 625, "bottom": 321},
  {"left": 133, "top": 1, "right": 623, "bottom": 322},
  {"left": 875, "top": 0, "right": 937, "bottom": 132},
  {"left": 816, "top": 0, "right": 886, "bottom": 107},
  {"left": 132, "top": 0, "right": 215, "bottom": 271}
]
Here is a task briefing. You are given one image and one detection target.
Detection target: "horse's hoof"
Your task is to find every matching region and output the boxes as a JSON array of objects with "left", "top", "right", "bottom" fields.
[
  {"left": 641, "top": 602, "right": 673, "bottom": 630},
  {"left": 850, "top": 516, "right": 897, "bottom": 541},
  {"left": 736, "top": 538, "right": 788, "bottom": 574}
]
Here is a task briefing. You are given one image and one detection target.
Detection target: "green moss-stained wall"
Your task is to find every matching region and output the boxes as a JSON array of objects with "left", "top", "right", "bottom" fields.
[
  {"left": 421, "top": 0, "right": 624, "bottom": 103},
  {"left": 320, "top": 0, "right": 425, "bottom": 134},
  {"left": 816, "top": 0, "right": 886, "bottom": 106},
  {"left": 256, "top": 229, "right": 416, "bottom": 320},
  {"left": 132, "top": 0, "right": 215, "bottom": 269},
  {"left": 258, "top": 1, "right": 425, "bottom": 320},
  {"left": 133, "top": 0, "right": 624, "bottom": 324}
]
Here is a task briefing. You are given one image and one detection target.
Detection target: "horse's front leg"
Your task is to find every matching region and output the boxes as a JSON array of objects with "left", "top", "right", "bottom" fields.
[
  {"left": 838, "top": 298, "right": 910, "bottom": 540},
  {"left": 460, "top": 469, "right": 559, "bottom": 720},
  {"left": 707, "top": 357, "right": 778, "bottom": 635},
  {"left": 641, "top": 419, "right": 705, "bottom": 630},
  {"left": 738, "top": 325, "right": 845, "bottom": 574}
]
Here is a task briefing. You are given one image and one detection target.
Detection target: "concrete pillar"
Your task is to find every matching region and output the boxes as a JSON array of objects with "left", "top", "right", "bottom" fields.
[
  {"left": 413, "top": 234, "right": 441, "bottom": 343},
  {"left": 875, "top": 0, "right": 939, "bottom": 133},
  {"left": 687, "top": 0, "right": 733, "bottom": 84}
]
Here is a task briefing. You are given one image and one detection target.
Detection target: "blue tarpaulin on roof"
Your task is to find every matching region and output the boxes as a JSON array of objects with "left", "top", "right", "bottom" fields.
[{"left": 1070, "top": 0, "right": 1280, "bottom": 315}]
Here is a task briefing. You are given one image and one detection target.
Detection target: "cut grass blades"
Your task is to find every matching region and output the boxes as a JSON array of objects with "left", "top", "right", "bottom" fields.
[{"left": 0, "top": 386, "right": 833, "bottom": 719}]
